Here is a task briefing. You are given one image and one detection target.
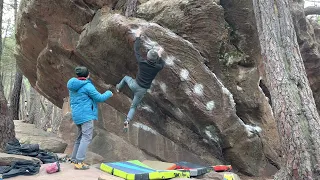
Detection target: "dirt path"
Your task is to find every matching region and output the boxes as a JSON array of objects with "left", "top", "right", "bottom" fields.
[{"left": 6, "top": 163, "right": 122, "bottom": 180}]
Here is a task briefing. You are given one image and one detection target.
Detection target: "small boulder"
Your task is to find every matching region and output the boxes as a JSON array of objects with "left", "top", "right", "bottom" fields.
[
  {"left": 18, "top": 136, "right": 67, "bottom": 153},
  {"left": 84, "top": 151, "right": 104, "bottom": 165},
  {"left": 15, "top": 120, "right": 68, "bottom": 153},
  {"left": 0, "top": 153, "right": 42, "bottom": 166}
]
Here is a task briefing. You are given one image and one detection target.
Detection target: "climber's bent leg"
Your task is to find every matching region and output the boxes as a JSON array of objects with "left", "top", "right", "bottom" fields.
[
  {"left": 126, "top": 87, "right": 147, "bottom": 122},
  {"left": 116, "top": 76, "right": 133, "bottom": 91}
]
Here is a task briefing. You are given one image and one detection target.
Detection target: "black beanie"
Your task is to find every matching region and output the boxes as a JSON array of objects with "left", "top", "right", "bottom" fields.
[{"left": 75, "top": 66, "right": 89, "bottom": 77}]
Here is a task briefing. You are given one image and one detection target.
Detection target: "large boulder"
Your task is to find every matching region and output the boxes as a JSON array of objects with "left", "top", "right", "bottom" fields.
[
  {"left": 14, "top": 121, "right": 67, "bottom": 153},
  {"left": 59, "top": 99, "right": 216, "bottom": 164},
  {"left": 17, "top": 0, "right": 269, "bottom": 175},
  {"left": 138, "top": 0, "right": 280, "bottom": 173},
  {"left": 16, "top": 0, "right": 320, "bottom": 176}
]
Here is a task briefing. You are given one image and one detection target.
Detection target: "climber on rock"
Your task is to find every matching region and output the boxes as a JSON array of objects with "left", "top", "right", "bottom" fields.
[
  {"left": 67, "top": 66, "right": 113, "bottom": 170},
  {"left": 116, "top": 28, "right": 165, "bottom": 132}
]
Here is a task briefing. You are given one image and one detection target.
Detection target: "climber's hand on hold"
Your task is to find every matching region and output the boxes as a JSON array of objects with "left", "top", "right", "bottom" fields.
[
  {"left": 158, "top": 47, "right": 164, "bottom": 57},
  {"left": 135, "top": 28, "right": 142, "bottom": 38}
]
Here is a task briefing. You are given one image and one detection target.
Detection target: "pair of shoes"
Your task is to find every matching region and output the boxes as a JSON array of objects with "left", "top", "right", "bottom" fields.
[
  {"left": 123, "top": 120, "right": 129, "bottom": 133},
  {"left": 74, "top": 162, "right": 90, "bottom": 170}
]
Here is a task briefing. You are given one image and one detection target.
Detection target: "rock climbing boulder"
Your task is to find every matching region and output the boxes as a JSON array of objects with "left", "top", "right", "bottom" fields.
[
  {"left": 16, "top": 0, "right": 267, "bottom": 175},
  {"left": 16, "top": 0, "right": 320, "bottom": 176},
  {"left": 14, "top": 121, "right": 67, "bottom": 153}
]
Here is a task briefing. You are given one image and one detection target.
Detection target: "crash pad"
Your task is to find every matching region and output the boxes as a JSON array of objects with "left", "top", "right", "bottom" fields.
[
  {"left": 141, "top": 160, "right": 176, "bottom": 170},
  {"left": 175, "top": 161, "right": 212, "bottom": 177},
  {"left": 127, "top": 160, "right": 152, "bottom": 169},
  {"left": 213, "top": 165, "right": 232, "bottom": 172},
  {"left": 100, "top": 160, "right": 190, "bottom": 180}
]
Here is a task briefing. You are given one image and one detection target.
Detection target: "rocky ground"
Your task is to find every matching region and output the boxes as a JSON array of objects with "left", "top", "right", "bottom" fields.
[{"left": 7, "top": 163, "right": 122, "bottom": 180}]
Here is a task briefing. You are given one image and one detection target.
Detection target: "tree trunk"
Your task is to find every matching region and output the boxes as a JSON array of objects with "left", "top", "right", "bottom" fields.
[
  {"left": 52, "top": 105, "right": 62, "bottom": 133},
  {"left": 13, "top": 0, "right": 17, "bottom": 23},
  {"left": 253, "top": 0, "right": 320, "bottom": 179},
  {"left": 41, "top": 101, "right": 53, "bottom": 131},
  {"left": 23, "top": 82, "right": 28, "bottom": 120},
  {"left": 10, "top": 71, "right": 23, "bottom": 120},
  {"left": 9, "top": 0, "right": 22, "bottom": 121},
  {"left": 0, "top": 0, "right": 15, "bottom": 149},
  {"left": 19, "top": 82, "right": 27, "bottom": 121},
  {"left": 125, "top": 0, "right": 137, "bottom": 17},
  {"left": 7, "top": 71, "right": 13, "bottom": 100},
  {"left": 0, "top": 75, "right": 15, "bottom": 149},
  {"left": 27, "top": 87, "right": 40, "bottom": 124}
]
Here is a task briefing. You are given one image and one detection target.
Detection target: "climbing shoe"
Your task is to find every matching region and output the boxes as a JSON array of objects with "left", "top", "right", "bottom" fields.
[
  {"left": 74, "top": 162, "right": 90, "bottom": 170},
  {"left": 123, "top": 120, "right": 129, "bottom": 133},
  {"left": 115, "top": 84, "right": 120, "bottom": 93}
]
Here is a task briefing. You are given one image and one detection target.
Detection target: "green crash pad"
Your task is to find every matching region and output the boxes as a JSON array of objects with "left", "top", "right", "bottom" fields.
[{"left": 100, "top": 160, "right": 190, "bottom": 180}]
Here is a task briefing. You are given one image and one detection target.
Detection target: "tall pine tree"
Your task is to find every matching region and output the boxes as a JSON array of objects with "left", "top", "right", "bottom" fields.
[
  {"left": 0, "top": 0, "right": 15, "bottom": 149},
  {"left": 253, "top": 0, "right": 320, "bottom": 179}
]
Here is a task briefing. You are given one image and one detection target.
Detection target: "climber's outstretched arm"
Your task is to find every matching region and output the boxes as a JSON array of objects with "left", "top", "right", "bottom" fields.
[{"left": 133, "top": 29, "right": 144, "bottom": 63}]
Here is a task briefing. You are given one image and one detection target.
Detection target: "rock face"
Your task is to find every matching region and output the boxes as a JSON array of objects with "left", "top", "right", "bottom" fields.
[
  {"left": 15, "top": 120, "right": 67, "bottom": 153},
  {"left": 15, "top": 0, "right": 319, "bottom": 176}
]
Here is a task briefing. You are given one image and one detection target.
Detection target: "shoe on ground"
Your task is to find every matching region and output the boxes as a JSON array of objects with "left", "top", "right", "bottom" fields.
[{"left": 74, "top": 162, "right": 90, "bottom": 170}]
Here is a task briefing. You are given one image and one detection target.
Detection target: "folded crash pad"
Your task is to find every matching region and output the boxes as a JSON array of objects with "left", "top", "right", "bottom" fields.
[
  {"left": 213, "top": 165, "right": 232, "bottom": 172},
  {"left": 100, "top": 160, "right": 190, "bottom": 180},
  {"left": 141, "top": 160, "right": 176, "bottom": 170},
  {"left": 175, "top": 161, "right": 212, "bottom": 177}
]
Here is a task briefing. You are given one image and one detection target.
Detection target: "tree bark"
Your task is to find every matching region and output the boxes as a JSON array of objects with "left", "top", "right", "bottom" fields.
[
  {"left": 304, "top": 6, "right": 320, "bottom": 16},
  {"left": 125, "top": 0, "right": 138, "bottom": 17},
  {"left": 253, "top": 0, "right": 320, "bottom": 179},
  {"left": 0, "top": 0, "right": 15, "bottom": 149},
  {"left": 13, "top": 0, "right": 17, "bottom": 23},
  {"left": 0, "top": 75, "right": 15, "bottom": 149},
  {"left": 7, "top": 70, "right": 13, "bottom": 100},
  {"left": 9, "top": 0, "right": 22, "bottom": 121},
  {"left": 10, "top": 71, "right": 22, "bottom": 120},
  {"left": 52, "top": 105, "right": 62, "bottom": 133},
  {"left": 27, "top": 87, "right": 40, "bottom": 124},
  {"left": 41, "top": 101, "right": 53, "bottom": 131},
  {"left": 20, "top": 82, "right": 28, "bottom": 121}
]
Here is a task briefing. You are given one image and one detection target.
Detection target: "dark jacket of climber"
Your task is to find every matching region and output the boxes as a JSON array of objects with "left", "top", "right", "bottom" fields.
[{"left": 116, "top": 28, "right": 165, "bottom": 131}]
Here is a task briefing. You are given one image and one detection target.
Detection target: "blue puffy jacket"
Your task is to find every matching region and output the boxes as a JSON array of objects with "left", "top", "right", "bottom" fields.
[{"left": 67, "top": 77, "right": 113, "bottom": 125}]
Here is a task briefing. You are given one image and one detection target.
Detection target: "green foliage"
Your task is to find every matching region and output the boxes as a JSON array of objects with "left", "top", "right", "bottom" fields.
[
  {"left": 1, "top": 35, "right": 17, "bottom": 96},
  {"left": 1, "top": 35, "right": 16, "bottom": 73}
]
